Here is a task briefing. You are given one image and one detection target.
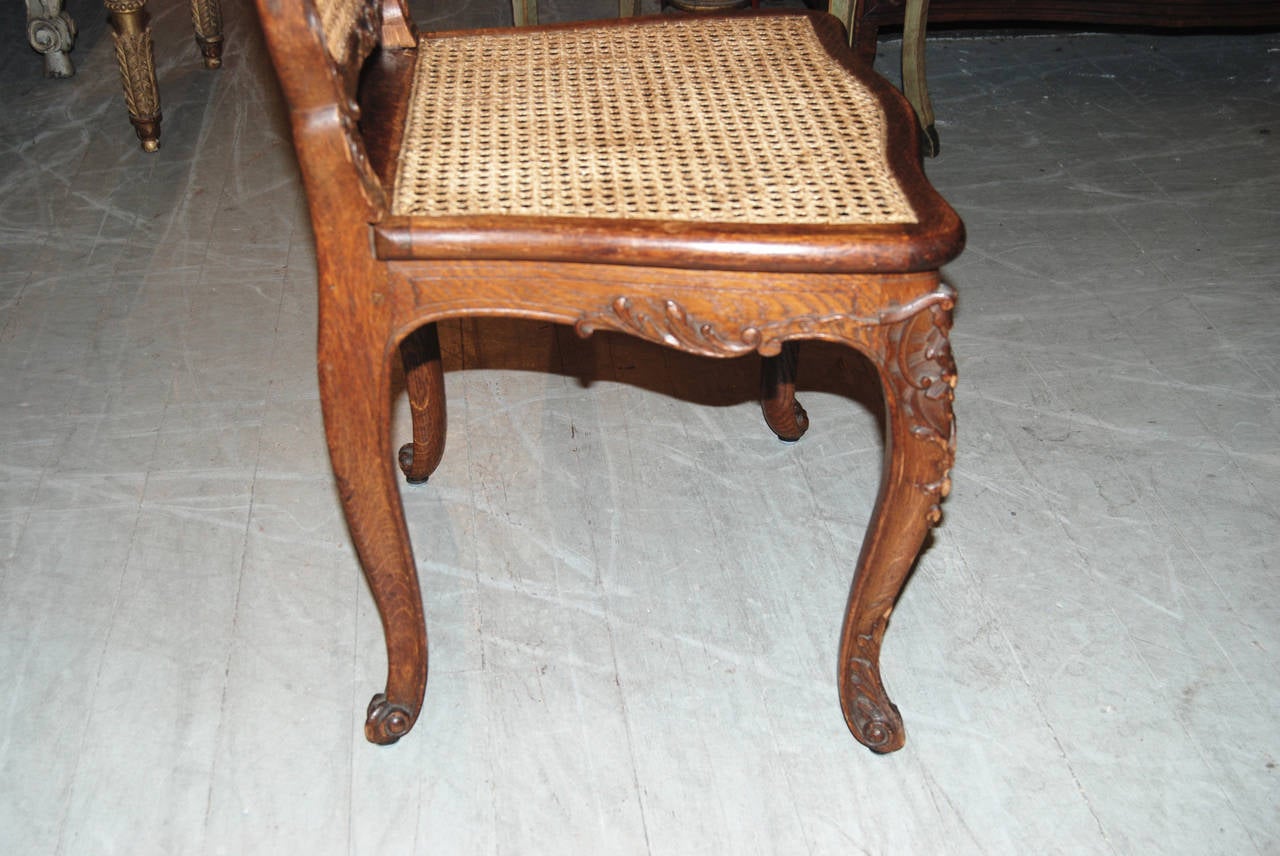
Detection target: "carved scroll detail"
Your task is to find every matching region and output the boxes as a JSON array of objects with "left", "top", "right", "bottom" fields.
[
  {"left": 365, "top": 693, "right": 414, "bottom": 744},
  {"left": 26, "top": 0, "right": 77, "bottom": 78},
  {"left": 574, "top": 286, "right": 957, "bottom": 359},
  {"left": 575, "top": 297, "right": 755, "bottom": 357},
  {"left": 844, "top": 652, "right": 901, "bottom": 751}
]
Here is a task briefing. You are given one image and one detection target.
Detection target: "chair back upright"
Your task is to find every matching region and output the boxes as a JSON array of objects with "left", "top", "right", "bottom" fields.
[{"left": 255, "top": 0, "right": 414, "bottom": 226}]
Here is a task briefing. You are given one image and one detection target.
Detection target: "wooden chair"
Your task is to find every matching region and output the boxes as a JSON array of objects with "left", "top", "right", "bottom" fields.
[{"left": 253, "top": 0, "right": 964, "bottom": 753}]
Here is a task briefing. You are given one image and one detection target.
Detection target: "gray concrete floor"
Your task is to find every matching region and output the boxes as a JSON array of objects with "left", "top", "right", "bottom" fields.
[{"left": 2, "top": 1, "right": 1278, "bottom": 853}]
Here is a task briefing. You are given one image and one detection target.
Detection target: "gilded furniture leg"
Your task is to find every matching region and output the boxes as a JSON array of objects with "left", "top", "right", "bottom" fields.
[
  {"left": 398, "top": 324, "right": 447, "bottom": 484},
  {"left": 104, "top": 0, "right": 161, "bottom": 152},
  {"left": 511, "top": 0, "right": 536, "bottom": 27},
  {"left": 760, "top": 342, "right": 810, "bottom": 442},
  {"left": 839, "top": 287, "right": 955, "bottom": 752},
  {"left": 26, "top": 0, "right": 77, "bottom": 78},
  {"left": 190, "top": 0, "right": 224, "bottom": 69},
  {"left": 902, "top": 0, "right": 939, "bottom": 156},
  {"left": 319, "top": 315, "right": 428, "bottom": 744}
]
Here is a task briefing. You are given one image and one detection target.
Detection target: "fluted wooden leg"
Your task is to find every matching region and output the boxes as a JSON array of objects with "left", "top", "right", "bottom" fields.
[
  {"left": 104, "top": 0, "right": 161, "bottom": 152},
  {"left": 26, "top": 0, "right": 77, "bottom": 78},
  {"left": 838, "top": 288, "right": 955, "bottom": 752},
  {"left": 320, "top": 315, "right": 427, "bottom": 744},
  {"left": 190, "top": 0, "right": 224, "bottom": 69},
  {"left": 398, "top": 324, "right": 448, "bottom": 484},
  {"left": 760, "top": 342, "right": 809, "bottom": 442}
]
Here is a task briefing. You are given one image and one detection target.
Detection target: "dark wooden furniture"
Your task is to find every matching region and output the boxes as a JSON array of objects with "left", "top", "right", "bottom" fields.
[{"left": 254, "top": 0, "right": 964, "bottom": 753}]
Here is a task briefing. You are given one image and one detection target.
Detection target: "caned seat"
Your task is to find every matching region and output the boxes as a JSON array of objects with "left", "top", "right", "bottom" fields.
[
  {"left": 393, "top": 18, "right": 912, "bottom": 225},
  {"left": 255, "top": 0, "right": 963, "bottom": 753}
]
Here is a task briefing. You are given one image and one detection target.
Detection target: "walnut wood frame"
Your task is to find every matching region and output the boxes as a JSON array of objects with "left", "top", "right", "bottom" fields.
[{"left": 255, "top": 0, "right": 964, "bottom": 753}]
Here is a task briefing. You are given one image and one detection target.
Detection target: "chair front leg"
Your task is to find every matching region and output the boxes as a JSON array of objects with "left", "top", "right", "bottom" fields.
[
  {"left": 319, "top": 319, "right": 428, "bottom": 744},
  {"left": 839, "top": 291, "right": 955, "bottom": 753}
]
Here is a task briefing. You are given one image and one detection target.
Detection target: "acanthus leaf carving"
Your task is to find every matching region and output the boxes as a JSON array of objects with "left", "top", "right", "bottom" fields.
[
  {"left": 882, "top": 289, "right": 957, "bottom": 524},
  {"left": 573, "top": 285, "right": 958, "bottom": 360}
]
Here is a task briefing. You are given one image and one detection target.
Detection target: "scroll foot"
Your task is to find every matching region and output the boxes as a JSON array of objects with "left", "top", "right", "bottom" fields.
[
  {"left": 761, "top": 342, "right": 809, "bottom": 442},
  {"left": 365, "top": 693, "right": 416, "bottom": 744},
  {"left": 397, "top": 443, "right": 431, "bottom": 485},
  {"left": 27, "top": 0, "right": 77, "bottom": 78},
  {"left": 843, "top": 651, "right": 905, "bottom": 753}
]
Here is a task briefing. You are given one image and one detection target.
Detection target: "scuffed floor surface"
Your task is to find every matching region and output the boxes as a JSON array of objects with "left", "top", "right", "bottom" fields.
[{"left": 1, "top": 0, "right": 1277, "bottom": 852}]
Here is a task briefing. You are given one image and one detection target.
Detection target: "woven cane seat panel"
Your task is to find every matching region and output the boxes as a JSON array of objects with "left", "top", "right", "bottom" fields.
[{"left": 392, "top": 16, "right": 917, "bottom": 226}]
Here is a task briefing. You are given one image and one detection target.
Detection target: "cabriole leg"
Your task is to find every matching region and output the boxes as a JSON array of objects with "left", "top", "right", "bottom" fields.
[
  {"left": 320, "top": 321, "right": 428, "bottom": 744},
  {"left": 839, "top": 292, "right": 956, "bottom": 753},
  {"left": 760, "top": 341, "right": 809, "bottom": 442},
  {"left": 398, "top": 323, "right": 447, "bottom": 484}
]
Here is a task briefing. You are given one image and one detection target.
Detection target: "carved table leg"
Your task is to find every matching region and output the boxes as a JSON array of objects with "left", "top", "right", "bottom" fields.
[
  {"left": 320, "top": 320, "right": 428, "bottom": 744},
  {"left": 105, "top": 0, "right": 162, "bottom": 152},
  {"left": 760, "top": 341, "right": 810, "bottom": 442},
  {"left": 190, "top": 0, "right": 224, "bottom": 69},
  {"left": 26, "top": 0, "right": 77, "bottom": 78},
  {"left": 398, "top": 324, "right": 448, "bottom": 485},
  {"left": 839, "top": 288, "right": 956, "bottom": 752}
]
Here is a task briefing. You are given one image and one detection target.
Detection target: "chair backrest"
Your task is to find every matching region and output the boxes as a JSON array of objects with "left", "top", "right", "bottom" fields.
[{"left": 255, "top": 0, "right": 416, "bottom": 224}]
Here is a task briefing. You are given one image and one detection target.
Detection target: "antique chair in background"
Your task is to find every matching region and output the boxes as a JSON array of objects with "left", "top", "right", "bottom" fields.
[
  {"left": 104, "top": 0, "right": 225, "bottom": 150},
  {"left": 26, "top": 0, "right": 224, "bottom": 150},
  {"left": 106, "top": 0, "right": 225, "bottom": 150},
  {"left": 253, "top": 0, "right": 964, "bottom": 753}
]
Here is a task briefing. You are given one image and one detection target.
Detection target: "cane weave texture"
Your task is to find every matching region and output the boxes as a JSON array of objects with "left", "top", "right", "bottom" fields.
[{"left": 392, "top": 16, "right": 917, "bottom": 225}]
